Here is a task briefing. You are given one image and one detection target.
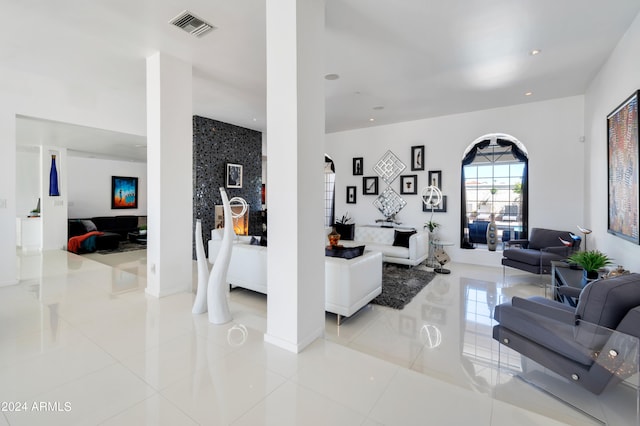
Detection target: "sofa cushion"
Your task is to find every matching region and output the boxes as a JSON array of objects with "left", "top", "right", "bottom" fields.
[
  {"left": 528, "top": 228, "right": 573, "bottom": 250},
  {"left": 325, "top": 245, "right": 365, "bottom": 259},
  {"left": 68, "top": 220, "right": 87, "bottom": 238},
  {"left": 354, "top": 226, "right": 396, "bottom": 245},
  {"left": 503, "top": 248, "right": 565, "bottom": 266},
  {"left": 393, "top": 230, "right": 416, "bottom": 248}
]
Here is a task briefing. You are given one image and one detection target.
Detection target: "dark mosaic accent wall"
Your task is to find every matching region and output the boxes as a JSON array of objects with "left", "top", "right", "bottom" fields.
[{"left": 193, "top": 115, "right": 262, "bottom": 258}]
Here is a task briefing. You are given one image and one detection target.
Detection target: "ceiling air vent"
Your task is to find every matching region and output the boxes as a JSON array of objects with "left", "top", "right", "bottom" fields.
[{"left": 169, "top": 10, "right": 215, "bottom": 38}]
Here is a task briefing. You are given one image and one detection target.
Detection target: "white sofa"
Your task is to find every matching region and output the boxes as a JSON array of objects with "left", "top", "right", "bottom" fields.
[
  {"left": 339, "top": 225, "right": 429, "bottom": 266},
  {"left": 208, "top": 235, "right": 383, "bottom": 323}
]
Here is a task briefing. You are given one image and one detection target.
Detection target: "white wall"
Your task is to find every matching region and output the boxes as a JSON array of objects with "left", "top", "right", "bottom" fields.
[
  {"left": 326, "top": 96, "right": 585, "bottom": 265},
  {"left": 66, "top": 156, "right": 147, "bottom": 218},
  {"left": 584, "top": 12, "right": 640, "bottom": 272}
]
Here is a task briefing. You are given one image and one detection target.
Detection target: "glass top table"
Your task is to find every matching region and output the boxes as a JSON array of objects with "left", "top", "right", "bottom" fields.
[{"left": 550, "top": 260, "right": 583, "bottom": 306}]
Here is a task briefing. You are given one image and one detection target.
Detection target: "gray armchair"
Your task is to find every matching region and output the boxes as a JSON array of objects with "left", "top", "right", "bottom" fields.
[
  {"left": 493, "top": 273, "right": 640, "bottom": 394},
  {"left": 501, "top": 227, "right": 580, "bottom": 275}
]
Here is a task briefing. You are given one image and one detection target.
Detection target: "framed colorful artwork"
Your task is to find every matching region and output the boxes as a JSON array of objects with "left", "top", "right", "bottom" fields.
[
  {"left": 608, "top": 90, "right": 639, "bottom": 243},
  {"left": 111, "top": 176, "right": 138, "bottom": 209}
]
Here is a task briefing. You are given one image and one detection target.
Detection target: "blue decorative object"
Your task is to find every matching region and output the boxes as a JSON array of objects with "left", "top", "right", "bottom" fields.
[{"left": 49, "top": 154, "right": 60, "bottom": 196}]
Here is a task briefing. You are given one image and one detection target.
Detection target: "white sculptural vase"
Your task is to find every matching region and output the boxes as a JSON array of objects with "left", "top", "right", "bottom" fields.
[
  {"left": 192, "top": 219, "right": 210, "bottom": 314},
  {"left": 207, "top": 188, "right": 234, "bottom": 324}
]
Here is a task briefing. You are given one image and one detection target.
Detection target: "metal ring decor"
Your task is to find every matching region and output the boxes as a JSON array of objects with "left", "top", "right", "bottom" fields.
[
  {"left": 421, "top": 185, "right": 443, "bottom": 209},
  {"left": 229, "top": 197, "right": 248, "bottom": 218}
]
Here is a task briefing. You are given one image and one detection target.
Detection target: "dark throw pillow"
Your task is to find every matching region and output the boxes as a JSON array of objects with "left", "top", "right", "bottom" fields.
[
  {"left": 393, "top": 230, "right": 417, "bottom": 248},
  {"left": 250, "top": 236, "right": 260, "bottom": 246},
  {"left": 259, "top": 236, "right": 268, "bottom": 247},
  {"left": 325, "top": 245, "right": 365, "bottom": 259}
]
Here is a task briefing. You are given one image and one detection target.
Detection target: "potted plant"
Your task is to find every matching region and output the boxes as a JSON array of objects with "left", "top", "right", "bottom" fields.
[
  {"left": 138, "top": 224, "right": 147, "bottom": 235},
  {"left": 424, "top": 220, "right": 439, "bottom": 233},
  {"left": 567, "top": 250, "right": 613, "bottom": 285},
  {"left": 334, "top": 212, "right": 355, "bottom": 240}
]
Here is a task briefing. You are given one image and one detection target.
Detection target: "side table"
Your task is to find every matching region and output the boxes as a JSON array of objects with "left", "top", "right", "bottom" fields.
[{"left": 431, "top": 240, "right": 454, "bottom": 274}]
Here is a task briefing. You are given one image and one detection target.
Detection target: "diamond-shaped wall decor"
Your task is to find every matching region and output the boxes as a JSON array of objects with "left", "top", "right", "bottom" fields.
[
  {"left": 373, "top": 187, "right": 407, "bottom": 218},
  {"left": 373, "top": 150, "right": 406, "bottom": 184}
]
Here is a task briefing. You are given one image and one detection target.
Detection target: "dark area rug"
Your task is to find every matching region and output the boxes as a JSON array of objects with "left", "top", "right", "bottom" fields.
[
  {"left": 97, "top": 241, "right": 146, "bottom": 254},
  {"left": 372, "top": 264, "right": 436, "bottom": 309}
]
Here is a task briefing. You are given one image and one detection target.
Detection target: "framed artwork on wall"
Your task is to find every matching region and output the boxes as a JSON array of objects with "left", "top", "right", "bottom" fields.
[
  {"left": 111, "top": 176, "right": 138, "bottom": 209},
  {"left": 411, "top": 145, "right": 425, "bottom": 171},
  {"left": 363, "top": 176, "right": 379, "bottom": 195},
  {"left": 346, "top": 186, "right": 357, "bottom": 204},
  {"left": 400, "top": 175, "right": 418, "bottom": 194},
  {"left": 353, "top": 157, "right": 363, "bottom": 175},
  {"left": 428, "top": 170, "right": 442, "bottom": 189},
  {"left": 607, "top": 90, "right": 640, "bottom": 244},
  {"left": 226, "top": 163, "right": 243, "bottom": 188},
  {"left": 422, "top": 195, "right": 447, "bottom": 213}
]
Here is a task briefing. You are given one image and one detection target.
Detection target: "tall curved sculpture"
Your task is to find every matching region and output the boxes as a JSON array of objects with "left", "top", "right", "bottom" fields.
[
  {"left": 207, "top": 188, "right": 234, "bottom": 324},
  {"left": 192, "top": 219, "right": 210, "bottom": 314}
]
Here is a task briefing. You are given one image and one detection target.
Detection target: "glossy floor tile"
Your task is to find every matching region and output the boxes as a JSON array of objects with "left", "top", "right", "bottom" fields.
[{"left": 1, "top": 248, "right": 633, "bottom": 425}]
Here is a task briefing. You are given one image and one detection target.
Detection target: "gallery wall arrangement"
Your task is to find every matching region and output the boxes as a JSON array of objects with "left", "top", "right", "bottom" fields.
[{"left": 347, "top": 146, "right": 448, "bottom": 221}]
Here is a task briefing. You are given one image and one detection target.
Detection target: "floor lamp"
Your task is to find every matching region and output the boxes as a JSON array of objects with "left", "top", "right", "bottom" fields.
[{"left": 577, "top": 225, "right": 592, "bottom": 251}]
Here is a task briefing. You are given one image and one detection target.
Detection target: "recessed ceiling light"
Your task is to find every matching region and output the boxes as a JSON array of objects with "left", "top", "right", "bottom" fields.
[
  {"left": 252, "top": 118, "right": 257, "bottom": 122},
  {"left": 369, "top": 118, "right": 375, "bottom": 122},
  {"left": 373, "top": 106, "right": 384, "bottom": 110},
  {"left": 525, "top": 91, "right": 533, "bottom": 96},
  {"left": 530, "top": 49, "right": 541, "bottom": 56},
  {"left": 324, "top": 73, "right": 340, "bottom": 80}
]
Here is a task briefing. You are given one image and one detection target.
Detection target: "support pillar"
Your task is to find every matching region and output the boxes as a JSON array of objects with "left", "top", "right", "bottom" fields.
[
  {"left": 265, "top": 0, "right": 326, "bottom": 352},
  {"left": 0, "top": 112, "right": 17, "bottom": 286},
  {"left": 145, "top": 52, "right": 193, "bottom": 297}
]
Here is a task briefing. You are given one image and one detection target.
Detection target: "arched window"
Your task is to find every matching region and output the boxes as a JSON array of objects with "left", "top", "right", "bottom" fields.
[
  {"left": 325, "top": 155, "right": 336, "bottom": 227},
  {"left": 460, "top": 135, "right": 529, "bottom": 249}
]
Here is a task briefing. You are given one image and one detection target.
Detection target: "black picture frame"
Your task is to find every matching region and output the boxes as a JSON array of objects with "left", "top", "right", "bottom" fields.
[
  {"left": 111, "top": 176, "right": 138, "bottom": 209},
  {"left": 411, "top": 145, "right": 425, "bottom": 171},
  {"left": 400, "top": 175, "right": 418, "bottom": 194},
  {"left": 353, "top": 157, "right": 364, "bottom": 175},
  {"left": 422, "top": 195, "right": 447, "bottom": 212},
  {"left": 363, "top": 176, "right": 379, "bottom": 195},
  {"left": 607, "top": 90, "right": 640, "bottom": 244},
  {"left": 226, "top": 163, "right": 243, "bottom": 188},
  {"left": 346, "top": 186, "right": 357, "bottom": 204},
  {"left": 428, "top": 170, "right": 442, "bottom": 189}
]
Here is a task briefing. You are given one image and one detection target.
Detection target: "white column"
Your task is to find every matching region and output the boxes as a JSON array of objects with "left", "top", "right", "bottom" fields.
[
  {"left": 145, "top": 52, "right": 193, "bottom": 297},
  {"left": 0, "top": 112, "right": 17, "bottom": 286},
  {"left": 265, "top": 0, "right": 326, "bottom": 352}
]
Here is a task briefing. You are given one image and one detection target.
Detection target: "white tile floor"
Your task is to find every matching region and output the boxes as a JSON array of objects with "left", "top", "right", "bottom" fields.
[{"left": 1, "top": 249, "right": 634, "bottom": 425}]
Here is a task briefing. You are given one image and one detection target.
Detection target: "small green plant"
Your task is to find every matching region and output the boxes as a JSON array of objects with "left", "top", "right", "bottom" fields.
[
  {"left": 567, "top": 250, "right": 613, "bottom": 272},
  {"left": 139, "top": 224, "right": 147, "bottom": 231},
  {"left": 424, "top": 220, "right": 439, "bottom": 232}
]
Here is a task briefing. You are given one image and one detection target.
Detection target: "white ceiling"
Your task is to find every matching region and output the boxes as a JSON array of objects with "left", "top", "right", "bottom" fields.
[{"left": 8, "top": 0, "right": 640, "bottom": 161}]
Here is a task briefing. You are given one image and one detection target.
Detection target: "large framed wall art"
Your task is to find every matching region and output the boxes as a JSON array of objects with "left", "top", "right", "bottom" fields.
[{"left": 607, "top": 90, "right": 640, "bottom": 244}]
